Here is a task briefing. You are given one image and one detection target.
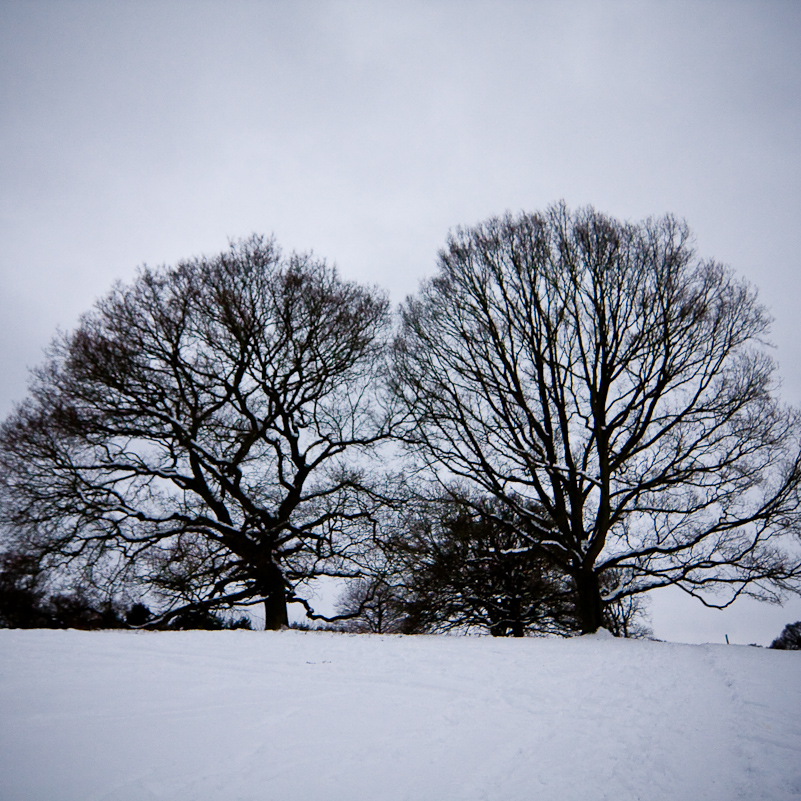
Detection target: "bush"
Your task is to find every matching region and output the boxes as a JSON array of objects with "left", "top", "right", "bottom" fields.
[{"left": 769, "top": 621, "right": 801, "bottom": 650}]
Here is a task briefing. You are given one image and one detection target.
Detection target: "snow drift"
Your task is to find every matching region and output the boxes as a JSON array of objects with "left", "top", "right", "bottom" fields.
[{"left": 1, "top": 629, "right": 799, "bottom": 800}]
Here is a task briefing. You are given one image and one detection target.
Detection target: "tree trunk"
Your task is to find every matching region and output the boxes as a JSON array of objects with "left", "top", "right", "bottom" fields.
[
  {"left": 260, "top": 562, "right": 289, "bottom": 631},
  {"left": 263, "top": 591, "right": 288, "bottom": 631},
  {"left": 574, "top": 568, "right": 604, "bottom": 634},
  {"left": 510, "top": 595, "right": 525, "bottom": 637}
]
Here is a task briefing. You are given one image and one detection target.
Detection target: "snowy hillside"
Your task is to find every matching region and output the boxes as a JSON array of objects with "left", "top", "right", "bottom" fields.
[{"left": 1, "top": 629, "right": 799, "bottom": 801}]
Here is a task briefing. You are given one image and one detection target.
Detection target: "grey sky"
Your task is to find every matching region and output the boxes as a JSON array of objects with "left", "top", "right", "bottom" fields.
[{"left": 2, "top": 1, "right": 800, "bottom": 642}]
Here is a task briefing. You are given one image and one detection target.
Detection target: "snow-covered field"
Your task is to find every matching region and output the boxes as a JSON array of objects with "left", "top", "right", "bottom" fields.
[{"left": 1, "top": 629, "right": 799, "bottom": 801}]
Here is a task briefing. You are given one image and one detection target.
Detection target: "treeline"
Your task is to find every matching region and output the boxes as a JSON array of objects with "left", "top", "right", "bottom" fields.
[
  {"left": 0, "top": 551, "right": 251, "bottom": 630},
  {"left": 1, "top": 203, "right": 800, "bottom": 637},
  {"left": 337, "top": 497, "right": 647, "bottom": 637}
]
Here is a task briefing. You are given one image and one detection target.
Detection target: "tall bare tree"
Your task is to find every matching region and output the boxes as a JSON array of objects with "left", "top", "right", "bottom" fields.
[
  {"left": 0, "top": 236, "right": 392, "bottom": 629},
  {"left": 393, "top": 203, "right": 801, "bottom": 633}
]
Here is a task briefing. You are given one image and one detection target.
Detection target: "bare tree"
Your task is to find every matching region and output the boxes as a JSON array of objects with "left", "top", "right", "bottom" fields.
[
  {"left": 340, "top": 491, "right": 650, "bottom": 637},
  {"left": 336, "top": 576, "right": 407, "bottom": 634},
  {"left": 393, "top": 203, "right": 801, "bottom": 633},
  {"left": 377, "top": 496, "right": 581, "bottom": 637},
  {"left": 0, "top": 236, "right": 392, "bottom": 629}
]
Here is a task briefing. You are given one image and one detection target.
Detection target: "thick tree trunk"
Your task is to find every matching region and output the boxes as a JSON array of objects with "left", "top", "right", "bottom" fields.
[
  {"left": 263, "top": 591, "right": 288, "bottom": 631},
  {"left": 510, "top": 595, "right": 525, "bottom": 637},
  {"left": 574, "top": 568, "right": 604, "bottom": 634},
  {"left": 260, "top": 562, "right": 289, "bottom": 631}
]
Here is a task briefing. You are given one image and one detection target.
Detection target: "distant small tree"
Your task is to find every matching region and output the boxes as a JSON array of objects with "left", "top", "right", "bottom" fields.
[
  {"left": 337, "top": 576, "right": 407, "bottom": 634},
  {"left": 0, "top": 236, "right": 392, "bottom": 630},
  {"left": 598, "top": 575, "right": 651, "bottom": 638},
  {"left": 769, "top": 621, "right": 801, "bottom": 650},
  {"left": 387, "top": 498, "right": 578, "bottom": 637}
]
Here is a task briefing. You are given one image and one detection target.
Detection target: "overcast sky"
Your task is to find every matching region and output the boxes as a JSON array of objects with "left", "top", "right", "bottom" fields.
[{"left": 2, "top": 1, "right": 800, "bottom": 643}]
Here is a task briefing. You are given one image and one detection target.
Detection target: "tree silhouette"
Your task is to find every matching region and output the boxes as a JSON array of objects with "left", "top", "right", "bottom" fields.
[
  {"left": 0, "top": 236, "right": 392, "bottom": 628},
  {"left": 393, "top": 204, "right": 801, "bottom": 632}
]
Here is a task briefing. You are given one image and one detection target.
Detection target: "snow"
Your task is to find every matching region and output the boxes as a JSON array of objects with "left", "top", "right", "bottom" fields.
[{"left": 1, "top": 629, "right": 800, "bottom": 800}]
